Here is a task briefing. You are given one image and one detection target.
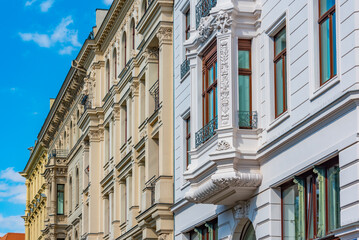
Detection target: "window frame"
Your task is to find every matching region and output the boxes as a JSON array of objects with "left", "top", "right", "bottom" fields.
[
  {"left": 202, "top": 39, "right": 218, "bottom": 126},
  {"left": 238, "top": 39, "right": 253, "bottom": 128},
  {"left": 273, "top": 27, "right": 287, "bottom": 118},
  {"left": 318, "top": 0, "right": 336, "bottom": 86},
  {"left": 281, "top": 157, "right": 340, "bottom": 240}
]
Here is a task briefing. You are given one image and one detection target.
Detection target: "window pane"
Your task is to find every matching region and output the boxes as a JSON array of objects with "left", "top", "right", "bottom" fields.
[
  {"left": 209, "top": 90, "right": 214, "bottom": 121},
  {"left": 283, "top": 185, "right": 298, "bottom": 240},
  {"left": 332, "top": 12, "right": 337, "bottom": 76},
  {"left": 275, "top": 59, "right": 285, "bottom": 116},
  {"left": 238, "top": 50, "right": 250, "bottom": 69},
  {"left": 57, "top": 185, "right": 64, "bottom": 215},
  {"left": 307, "top": 176, "right": 314, "bottom": 239},
  {"left": 328, "top": 165, "right": 340, "bottom": 231},
  {"left": 320, "top": 18, "right": 331, "bottom": 84},
  {"left": 242, "top": 223, "right": 256, "bottom": 240},
  {"left": 320, "top": 0, "right": 335, "bottom": 16},
  {"left": 238, "top": 75, "right": 250, "bottom": 112},
  {"left": 209, "top": 66, "right": 214, "bottom": 85},
  {"left": 275, "top": 28, "right": 286, "bottom": 56}
]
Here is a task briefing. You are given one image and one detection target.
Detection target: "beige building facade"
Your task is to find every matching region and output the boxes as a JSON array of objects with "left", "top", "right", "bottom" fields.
[
  {"left": 21, "top": 142, "right": 48, "bottom": 240},
  {"left": 25, "top": 0, "right": 174, "bottom": 240}
]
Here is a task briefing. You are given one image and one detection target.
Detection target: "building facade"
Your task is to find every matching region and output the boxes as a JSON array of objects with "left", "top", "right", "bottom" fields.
[
  {"left": 21, "top": 142, "right": 48, "bottom": 240},
  {"left": 173, "top": 0, "right": 359, "bottom": 240},
  {"left": 24, "top": 0, "right": 174, "bottom": 240}
]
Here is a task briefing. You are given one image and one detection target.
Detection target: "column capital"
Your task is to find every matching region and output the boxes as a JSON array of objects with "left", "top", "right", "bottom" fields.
[{"left": 156, "top": 26, "right": 173, "bottom": 46}]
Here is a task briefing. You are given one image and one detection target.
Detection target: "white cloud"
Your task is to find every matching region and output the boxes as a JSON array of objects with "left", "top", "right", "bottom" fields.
[
  {"left": 0, "top": 168, "right": 25, "bottom": 183},
  {"left": 25, "top": 0, "right": 37, "bottom": 6},
  {"left": 19, "top": 33, "right": 51, "bottom": 48},
  {"left": 40, "top": 0, "right": 54, "bottom": 12},
  {"left": 59, "top": 46, "right": 75, "bottom": 55},
  {"left": 104, "top": 0, "right": 113, "bottom": 5},
  {"left": 19, "top": 16, "right": 81, "bottom": 55},
  {"left": 0, "top": 214, "right": 24, "bottom": 233},
  {"left": 51, "top": 16, "right": 81, "bottom": 47},
  {"left": 0, "top": 168, "right": 26, "bottom": 205}
]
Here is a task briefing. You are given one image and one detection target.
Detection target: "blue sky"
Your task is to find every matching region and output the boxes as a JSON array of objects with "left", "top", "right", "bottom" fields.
[{"left": 0, "top": 0, "right": 113, "bottom": 236}]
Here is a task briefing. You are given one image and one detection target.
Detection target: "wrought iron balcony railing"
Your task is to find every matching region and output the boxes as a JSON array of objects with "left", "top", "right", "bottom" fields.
[
  {"left": 195, "top": 116, "right": 218, "bottom": 148},
  {"left": 181, "top": 59, "right": 190, "bottom": 79},
  {"left": 238, "top": 111, "right": 258, "bottom": 129},
  {"left": 196, "top": 0, "right": 217, "bottom": 28},
  {"left": 149, "top": 80, "right": 160, "bottom": 112},
  {"left": 48, "top": 149, "right": 69, "bottom": 160}
]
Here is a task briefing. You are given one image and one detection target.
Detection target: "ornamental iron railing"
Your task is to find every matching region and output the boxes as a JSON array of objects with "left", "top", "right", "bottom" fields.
[
  {"left": 181, "top": 59, "right": 190, "bottom": 79},
  {"left": 196, "top": 0, "right": 217, "bottom": 28},
  {"left": 195, "top": 116, "right": 218, "bottom": 148},
  {"left": 48, "top": 149, "right": 69, "bottom": 160},
  {"left": 238, "top": 111, "right": 258, "bottom": 129},
  {"left": 149, "top": 80, "right": 160, "bottom": 112}
]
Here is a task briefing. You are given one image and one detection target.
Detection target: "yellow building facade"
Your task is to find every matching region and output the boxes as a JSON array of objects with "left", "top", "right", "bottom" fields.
[
  {"left": 24, "top": 0, "right": 174, "bottom": 240},
  {"left": 21, "top": 142, "right": 47, "bottom": 240}
]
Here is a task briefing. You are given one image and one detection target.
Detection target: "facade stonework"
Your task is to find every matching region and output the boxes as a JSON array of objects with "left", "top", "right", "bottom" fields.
[{"left": 24, "top": 0, "right": 173, "bottom": 239}]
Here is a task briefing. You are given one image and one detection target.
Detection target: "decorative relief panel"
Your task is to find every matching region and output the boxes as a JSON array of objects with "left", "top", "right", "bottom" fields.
[{"left": 219, "top": 40, "right": 230, "bottom": 126}]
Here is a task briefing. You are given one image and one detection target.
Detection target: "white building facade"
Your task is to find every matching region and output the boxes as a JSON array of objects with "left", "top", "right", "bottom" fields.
[{"left": 173, "top": 0, "right": 359, "bottom": 240}]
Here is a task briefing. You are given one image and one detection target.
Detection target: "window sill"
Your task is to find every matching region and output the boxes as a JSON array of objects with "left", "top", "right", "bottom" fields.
[
  {"left": 180, "top": 69, "right": 190, "bottom": 83},
  {"left": 267, "top": 111, "right": 290, "bottom": 132},
  {"left": 180, "top": 180, "right": 190, "bottom": 190},
  {"left": 310, "top": 76, "right": 339, "bottom": 102}
]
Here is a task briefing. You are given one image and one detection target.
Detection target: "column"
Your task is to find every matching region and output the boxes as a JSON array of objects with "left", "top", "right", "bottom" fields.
[{"left": 156, "top": 25, "right": 174, "bottom": 205}]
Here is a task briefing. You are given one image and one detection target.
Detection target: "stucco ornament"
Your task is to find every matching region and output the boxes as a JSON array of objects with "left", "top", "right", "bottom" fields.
[
  {"left": 216, "top": 140, "right": 231, "bottom": 151},
  {"left": 220, "top": 40, "right": 230, "bottom": 126},
  {"left": 198, "top": 15, "right": 214, "bottom": 42},
  {"left": 213, "top": 10, "right": 232, "bottom": 34},
  {"left": 233, "top": 201, "right": 250, "bottom": 219}
]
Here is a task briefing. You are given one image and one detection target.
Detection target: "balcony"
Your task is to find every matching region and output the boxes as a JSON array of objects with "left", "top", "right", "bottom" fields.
[
  {"left": 48, "top": 149, "right": 69, "bottom": 162},
  {"left": 195, "top": 116, "right": 218, "bottom": 148},
  {"left": 238, "top": 111, "right": 258, "bottom": 129},
  {"left": 180, "top": 59, "right": 190, "bottom": 79},
  {"left": 149, "top": 80, "right": 160, "bottom": 112},
  {"left": 196, "top": 0, "right": 217, "bottom": 28}
]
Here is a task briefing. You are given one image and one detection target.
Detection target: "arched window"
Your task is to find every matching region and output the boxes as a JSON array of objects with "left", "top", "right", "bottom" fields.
[
  {"left": 142, "top": 0, "right": 147, "bottom": 16},
  {"left": 240, "top": 221, "right": 256, "bottom": 240},
  {"left": 130, "top": 19, "right": 135, "bottom": 50},
  {"left": 106, "top": 59, "right": 110, "bottom": 90},
  {"left": 76, "top": 168, "right": 79, "bottom": 206},
  {"left": 122, "top": 32, "right": 127, "bottom": 67},
  {"left": 112, "top": 48, "right": 117, "bottom": 79}
]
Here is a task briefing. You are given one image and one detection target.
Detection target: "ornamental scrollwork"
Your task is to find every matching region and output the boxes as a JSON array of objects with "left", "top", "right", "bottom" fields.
[
  {"left": 156, "top": 27, "right": 173, "bottom": 43},
  {"left": 212, "top": 10, "right": 232, "bottom": 34},
  {"left": 216, "top": 140, "right": 231, "bottom": 151},
  {"left": 233, "top": 201, "right": 250, "bottom": 219}
]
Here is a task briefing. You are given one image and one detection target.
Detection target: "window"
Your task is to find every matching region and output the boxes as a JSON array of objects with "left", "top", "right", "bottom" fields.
[
  {"left": 131, "top": 19, "right": 135, "bottom": 50},
  {"left": 185, "top": 116, "right": 191, "bottom": 168},
  {"left": 274, "top": 27, "right": 287, "bottom": 118},
  {"left": 57, "top": 184, "right": 64, "bottom": 215},
  {"left": 112, "top": 48, "right": 117, "bottom": 80},
  {"left": 106, "top": 59, "right": 110, "bottom": 91},
  {"left": 189, "top": 219, "right": 218, "bottom": 240},
  {"left": 122, "top": 32, "right": 127, "bottom": 68},
  {"left": 202, "top": 40, "right": 217, "bottom": 126},
  {"left": 319, "top": 0, "right": 336, "bottom": 85},
  {"left": 185, "top": 8, "right": 191, "bottom": 40},
  {"left": 241, "top": 221, "right": 256, "bottom": 240},
  {"left": 282, "top": 157, "right": 340, "bottom": 239},
  {"left": 238, "top": 39, "right": 252, "bottom": 128}
]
